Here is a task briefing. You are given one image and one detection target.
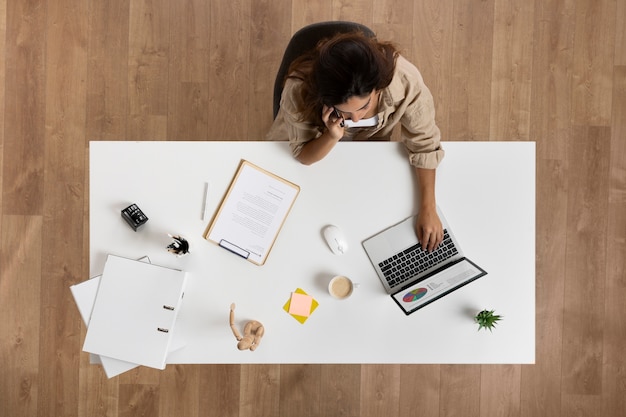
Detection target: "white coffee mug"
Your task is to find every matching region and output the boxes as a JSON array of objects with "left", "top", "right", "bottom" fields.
[{"left": 328, "top": 275, "right": 358, "bottom": 299}]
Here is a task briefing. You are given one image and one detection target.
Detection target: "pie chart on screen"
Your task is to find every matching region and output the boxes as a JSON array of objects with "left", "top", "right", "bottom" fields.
[{"left": 403, "top": 287, "right": 427, "bottom": 302}]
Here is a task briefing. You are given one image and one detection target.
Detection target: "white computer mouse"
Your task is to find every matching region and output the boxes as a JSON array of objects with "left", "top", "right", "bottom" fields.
[{"left": 322, "top": 225, "right": 348, "bottom": 255}]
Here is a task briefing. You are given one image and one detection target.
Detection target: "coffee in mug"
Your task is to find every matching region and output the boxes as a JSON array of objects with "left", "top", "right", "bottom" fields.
[{"left": 328, "top": 275, "right": 354, "bottom": 299}]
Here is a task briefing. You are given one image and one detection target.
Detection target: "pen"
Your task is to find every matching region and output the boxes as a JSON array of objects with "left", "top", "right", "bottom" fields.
[{"left": 202, "top": 182, "right": 210, "bottom": 220}]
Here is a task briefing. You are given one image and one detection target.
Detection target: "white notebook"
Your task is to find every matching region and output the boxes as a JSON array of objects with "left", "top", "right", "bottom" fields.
[{"left": 82, "top": 254, "right": 187, "bottom": 369}]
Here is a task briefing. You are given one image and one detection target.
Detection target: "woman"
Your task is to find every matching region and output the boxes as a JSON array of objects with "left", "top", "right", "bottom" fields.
[{"left": 267, "top": 31, "right": 444, "bottom": 251}]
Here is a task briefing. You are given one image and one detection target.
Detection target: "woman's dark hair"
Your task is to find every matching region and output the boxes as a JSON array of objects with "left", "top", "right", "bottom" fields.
[{"left": 287, "top": 32, "right": 399, "bottom": 127}]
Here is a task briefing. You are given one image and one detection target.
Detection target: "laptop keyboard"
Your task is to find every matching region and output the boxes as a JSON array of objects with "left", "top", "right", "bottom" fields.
[{"left": 378, "top": 229, "right": 458, "bottom": 288}]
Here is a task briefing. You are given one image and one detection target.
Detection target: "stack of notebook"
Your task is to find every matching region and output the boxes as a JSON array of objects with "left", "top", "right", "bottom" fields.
[{"left": 71, "top": 254, "right": 187, "bottom": 378}]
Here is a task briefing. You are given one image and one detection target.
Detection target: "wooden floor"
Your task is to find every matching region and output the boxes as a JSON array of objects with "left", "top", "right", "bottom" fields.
[{"left": 1, "top": 0, "right": 625, "bottom": 416}]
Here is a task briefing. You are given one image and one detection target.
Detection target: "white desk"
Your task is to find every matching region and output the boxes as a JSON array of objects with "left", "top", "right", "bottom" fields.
[{"left": 90, "top": 141, "right": 535, "bottom": 364}]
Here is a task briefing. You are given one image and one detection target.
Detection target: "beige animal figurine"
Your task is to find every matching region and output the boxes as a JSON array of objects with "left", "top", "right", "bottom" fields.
[{"left": 229, "top": 303, "right": 265, "bottom": 351}]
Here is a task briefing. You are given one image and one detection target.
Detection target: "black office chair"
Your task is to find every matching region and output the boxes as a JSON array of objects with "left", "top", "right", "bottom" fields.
[{"left": 273, "top": 21, "right": 376, "bottom": 119}]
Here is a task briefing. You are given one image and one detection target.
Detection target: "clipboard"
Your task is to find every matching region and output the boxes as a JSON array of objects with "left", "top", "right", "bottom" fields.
[{"left": 203, "top": 160, "right": 300, "bottom": 265}]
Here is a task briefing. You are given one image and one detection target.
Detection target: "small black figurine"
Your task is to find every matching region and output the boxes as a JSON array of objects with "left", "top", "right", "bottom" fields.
[{"left": 167, "top": 234, "right": 190, "bottom": 257}]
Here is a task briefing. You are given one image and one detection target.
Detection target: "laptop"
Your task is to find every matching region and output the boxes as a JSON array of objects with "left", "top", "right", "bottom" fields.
[{"left": 362, "top": 207, "right": 487, "bottom": 315}]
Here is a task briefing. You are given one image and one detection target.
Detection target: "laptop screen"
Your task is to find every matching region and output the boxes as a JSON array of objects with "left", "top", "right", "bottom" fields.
[{"left": 391, "top": 258, "right": 487, "bottom": 315}]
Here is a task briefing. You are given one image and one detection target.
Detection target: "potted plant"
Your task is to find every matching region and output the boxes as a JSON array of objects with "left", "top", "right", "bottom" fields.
[{"left": 474, "top": 309, "right": 502, "bottom": 332}]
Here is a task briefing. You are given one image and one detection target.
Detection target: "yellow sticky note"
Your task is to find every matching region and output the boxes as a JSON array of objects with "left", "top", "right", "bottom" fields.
[{"left": 283, "top": 288, "right": 318, "bottom": 324}]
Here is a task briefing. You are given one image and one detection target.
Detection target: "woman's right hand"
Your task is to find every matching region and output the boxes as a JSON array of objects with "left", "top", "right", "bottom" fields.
[
  {"left": 296, "top": 106, "right": 344, "bottom": 165},
  {"left": 322, "top": 105, "right": 345, "bottom": 140}
]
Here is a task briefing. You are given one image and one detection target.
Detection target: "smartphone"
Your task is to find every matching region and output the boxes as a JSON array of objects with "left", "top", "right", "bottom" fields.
[{"left": 332, "top": 109, "right": 345, "bottom": 128}]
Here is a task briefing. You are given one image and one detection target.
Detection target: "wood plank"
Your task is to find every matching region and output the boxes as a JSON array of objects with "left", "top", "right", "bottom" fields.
[
  {"left": 373, "top": 0, "right": 415, "bottom": 27},
  {"left": 128, "top": 0, "right": 170, "bottom": 141},
  {"left": 571, "top": 0, "right": 615, "bottom": 125},
  {"left": 0, "top": 0, "right": 6, "bottom": 213},
  {"left": 602, "top": 254, "right": 626, "bottom": 413},
  {"left": 128, "top": 115, "right": 168, "bottom": 141},
  {"left": 489, "top": 0, "right": 534, "bottom": 141},
  {"left": 616, "top": 0, "right": 626, "bottom": 65},
  {"left": 332, "top": 0, "right": 374, "bottom": 28},
  {"left": 239, "top": 365, "right": 280, "bottom": 417},
  {"left": 290, "top": 1, "right": 332, "bottom": 31},
  {"left": 118, "top": 366, "right": 162, "bottom": 385},
  {"left": 529, "top": 0, "right": 575, "bottom": 160},
  {"left": 0, "top": 215, "right": 42, "bottom": 417},
  {"left": 520, "top": 158, "right": 567, "bottom": 417},
  {"left": 2, "top": 0, "right": 46, "bottom": 214},
  {"left": 320, "top": 365, "right": 361, "bottom": 417},
  {"left": 86, "top": 0, "right": 129, "bottom": 140},
  {"left": 167, "top": 0, "right": 209, "bottom": 140},
  {"left": 480, "top": 365, "right": 521, "bottom": 417},
  {"left": 207, "top": 0, "right": 251, "bottom": 139},
  {"left": 37, "top": 182, "right": 84, "bottom": 417},
  {"left": 45, "top": 0, "right": 88, "bottom": 181},
  {"left": 167, "top": 82, "right": 209, "bottom": 141},
  {"left": 439, "top": 365, "right": 480, "bottom": 417},
  {"left": 360, "top": 364, "right": 401, "bottom": 417},
  {"left": 371, "top": 0, "right": 414, "bottom": 68},
  {"left": 78, "top": 350, "right": 120, "bottom": 417},
  {"left": 561, "top": 126, "right": 610, "bottom": 416},
  {"left": 198, "top": 365, "right": 241, "bottom": 417},
  {"left": 158, "top": 365, "right": 199, "bottom": 417},
  {"left": 169, "top": 0, "right": 209, "bottom": 83},
  {"left": 601, "top": 65, "right": 626, "bottom": 417},
  {"left": 119, "top": 383, "right": 160, "bottom": 417},
  {"left": 399, "top": 365, "right": 440, "bottom": 417},
  {"left": 447, "top": 0, "right": 494, "bottom": 141},
  {"left": 279, "top": 364, "right": 321, "bottom": 417}
]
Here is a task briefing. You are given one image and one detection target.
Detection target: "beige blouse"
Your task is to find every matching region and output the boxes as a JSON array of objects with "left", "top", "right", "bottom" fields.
[{"left": 266, "top": 55, "right": 444, "bottom": 169}]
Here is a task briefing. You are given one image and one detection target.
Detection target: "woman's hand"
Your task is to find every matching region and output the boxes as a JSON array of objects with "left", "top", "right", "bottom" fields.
[
  {"left": 322, "top": 105, "right": 345, "bottom": 140},
  {"left": 296, "top": 106, "right": 344, "bottom": 165},
  {"left": 413, "top": 168, "right": 442, "bottom": 252},
  {"left": 415, "top": 205, "right": 443, "bottom": 252}
]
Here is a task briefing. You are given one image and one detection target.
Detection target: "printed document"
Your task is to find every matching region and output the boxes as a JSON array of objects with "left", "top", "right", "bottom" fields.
[{"left": 204, "top": 160, "right": 299, "bottom": 265}]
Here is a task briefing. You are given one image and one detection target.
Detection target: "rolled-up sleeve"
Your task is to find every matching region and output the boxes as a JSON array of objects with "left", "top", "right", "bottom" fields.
[{"left": 395, "top": 58, "right": 445, "bottom": 169}]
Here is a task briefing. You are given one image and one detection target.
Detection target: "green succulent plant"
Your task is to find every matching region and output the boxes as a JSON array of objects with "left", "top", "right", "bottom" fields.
[{"left": 474, "top": 309, "right": 502, "bottom": 331}]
